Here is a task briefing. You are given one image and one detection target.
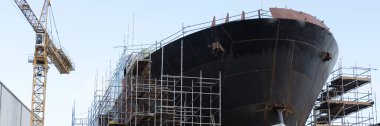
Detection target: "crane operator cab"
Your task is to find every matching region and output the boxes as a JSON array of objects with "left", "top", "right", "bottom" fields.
[{"left": 36, "top": 33, "right": 44, "bottom": 48}]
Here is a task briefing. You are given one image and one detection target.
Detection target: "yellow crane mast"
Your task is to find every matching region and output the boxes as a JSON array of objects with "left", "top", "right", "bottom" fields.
[{"left": 13, "top": 0, "right": 75, "bottom": 126}]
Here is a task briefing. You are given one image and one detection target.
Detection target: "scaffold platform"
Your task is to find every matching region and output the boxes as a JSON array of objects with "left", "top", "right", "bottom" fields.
[
  {"left": 307, "top": 66, "right": 377, "bottom": 126},
  {"left": 315, "top": 100, "right": 374, "bottom": 124},
  {"left": 318, "top": 76, "right": 370, "bottom": 101}
]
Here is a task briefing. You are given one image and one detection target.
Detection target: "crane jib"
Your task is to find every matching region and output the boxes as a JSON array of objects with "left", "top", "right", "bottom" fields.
[
  {"left": 14, "top": 0, "right": 45, "bottom": 33},
  {"left": 12, "top": 0, "right": 75, "bottom": 126},
  {"left": 13, "top": 0, "right": 74, "bottom": 73}
]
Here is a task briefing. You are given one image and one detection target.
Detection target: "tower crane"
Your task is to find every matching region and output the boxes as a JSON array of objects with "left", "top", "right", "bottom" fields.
[{"left": 13, "top": 0, "right": 75, "bottom": 126}]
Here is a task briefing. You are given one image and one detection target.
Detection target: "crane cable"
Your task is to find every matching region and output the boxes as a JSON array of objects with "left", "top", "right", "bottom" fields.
[
  {"left": 10, "top": 0, "right": 63, "bottom": 48},
  {"left": 49, "top": 5, "right": 62, "bottom": 47},
  {"left": 48, "top": 7, "right": 54, "bottom": 44}
]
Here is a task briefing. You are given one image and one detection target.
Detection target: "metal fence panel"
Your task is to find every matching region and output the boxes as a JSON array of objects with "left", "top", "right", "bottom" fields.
[
  {"left": 0, "top": 86, "right": 21, "bottom": 126},
  {"left": 21, "top": 105, "right": 30, "bottom": 126},
  {"left": 0, "top": 82, "right": 30, "bottom": 126}
]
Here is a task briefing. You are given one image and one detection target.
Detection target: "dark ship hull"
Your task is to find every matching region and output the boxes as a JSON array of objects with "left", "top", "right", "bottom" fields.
[{"left": 149, "top": 12, "right": 338, "bottom": 125}]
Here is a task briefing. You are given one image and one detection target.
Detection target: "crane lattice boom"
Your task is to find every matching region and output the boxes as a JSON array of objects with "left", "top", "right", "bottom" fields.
[
  {"left": 13, "top": 0, "right": 74, "bottom": 126},
  {"left": 14, "top": 0, "right": 74, "bottom": 73}
]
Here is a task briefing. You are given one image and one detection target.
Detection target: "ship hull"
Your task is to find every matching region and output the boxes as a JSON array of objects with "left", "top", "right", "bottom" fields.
[{"left": 150, "top": 18, "right": 338, "bottom": 125}]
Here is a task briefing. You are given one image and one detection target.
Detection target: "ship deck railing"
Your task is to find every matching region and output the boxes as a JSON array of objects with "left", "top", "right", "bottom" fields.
[{"left": 120, "top": 9, "right": 273, "bottom": 76}]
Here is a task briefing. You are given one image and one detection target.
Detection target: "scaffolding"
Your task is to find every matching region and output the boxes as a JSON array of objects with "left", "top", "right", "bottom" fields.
[
  {"left": 307, "top": 64, "right": 377, "bottom": 126},
  {"left": 71, "top": 9, "right": 276, "bottom": 126},
  {"left": 124, "top": 61, "right": 222, "bottom": 126},
  {"left": 72, "top": 118, "right": 88, "bottom": 126},
  {"left": 74, "top": 45, "right": 222, "bottom": 126},
  {"left": 84, "top": 46, "right": 131, "bottom": 126}
]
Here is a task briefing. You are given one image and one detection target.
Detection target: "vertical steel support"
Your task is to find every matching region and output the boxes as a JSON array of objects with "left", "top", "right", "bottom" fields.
[
  {"left": 191, "top": 80, "right": 194, "bottom": 125},
  {"left": 180, "top": 23, "right": 184, "bottom": 125},
  {"left": 135, "top": 56, "right": 139, "bottom": 126},
  {"left": 160, "top": 42, "right": 164, "bottom": 126},
  {"left": 154, "top": 78, "right": 157, "bottom": 126},
  {"left": 30, "top": 46, "right": 48, "bottom": 126},
  {"left": 30, "top": 0, "right": 50, "bottom": 126},
  {"left": 199, "top": 70, "right": 203, "bottom": 125},
  {"left": 219, "top": 71, "right": 222, "bottom": 126},
  {"left": 258, "top": 9, "right": 261, "bottom": 19}
]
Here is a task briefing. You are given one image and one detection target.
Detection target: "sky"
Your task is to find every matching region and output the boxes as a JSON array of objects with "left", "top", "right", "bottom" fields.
[{"left": 0, "top": 0, "right": 380, "bottom": 125}]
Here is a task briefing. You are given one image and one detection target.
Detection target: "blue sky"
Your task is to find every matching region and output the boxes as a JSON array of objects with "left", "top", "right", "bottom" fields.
[{"left": 1, "top": 0, "right": 379, "bottom": 125}]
